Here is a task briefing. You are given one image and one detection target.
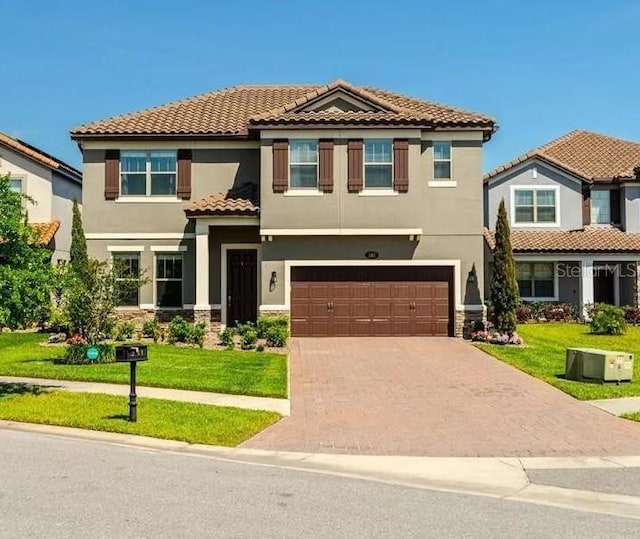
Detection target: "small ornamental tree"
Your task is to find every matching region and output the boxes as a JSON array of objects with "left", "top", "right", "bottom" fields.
[
  {"left": 70, "top": 198, "right": 90, "bottom": 281},
  {"left": 0, "top": 174, "right": 53, "bottom": 329},
  {"left": 490, "top": 199, "right": 519, "bottom": 334}
]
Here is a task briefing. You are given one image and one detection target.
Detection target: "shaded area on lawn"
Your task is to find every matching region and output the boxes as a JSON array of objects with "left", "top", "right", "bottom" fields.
[
  {"left": 0, "top": 382, "right": 48, "bottom": 398},
  {"left": 0, "top": 390, "right": 281, "bottom": 446},
  {"left": 0, "top": 333, "right": 287, "bottom": 398},
  {"left": 477, "top": 323, "right": 640, "bottom": 400}
]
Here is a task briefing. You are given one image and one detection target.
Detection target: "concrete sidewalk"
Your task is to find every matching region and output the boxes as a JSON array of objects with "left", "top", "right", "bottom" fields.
[
  {"left": 589, "top": 397, "right": 640, "bottom": 417},
  {"left": 0, "top": 376, "right": 289, "bottom": 415}
]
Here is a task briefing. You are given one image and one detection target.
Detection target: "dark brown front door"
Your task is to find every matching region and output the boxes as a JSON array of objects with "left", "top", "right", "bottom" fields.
[
  {"left": 594, "top": 267, "right": 615, "bottom": 304},
  {"left": 290, "top": 266, "right": 453, "bottom": 337},
  {"left": 226, "top": 250, "right": 257, "bottom": 326}
]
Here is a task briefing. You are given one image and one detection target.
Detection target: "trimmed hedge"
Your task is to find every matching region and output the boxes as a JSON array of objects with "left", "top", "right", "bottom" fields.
[{"left": 56, "top": 343, "right": 116, "bottom": 365}]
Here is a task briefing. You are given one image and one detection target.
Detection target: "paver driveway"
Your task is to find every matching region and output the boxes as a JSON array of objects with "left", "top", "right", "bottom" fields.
[{"left": 243, "top": 337, "right": 640, "bottom": 456}]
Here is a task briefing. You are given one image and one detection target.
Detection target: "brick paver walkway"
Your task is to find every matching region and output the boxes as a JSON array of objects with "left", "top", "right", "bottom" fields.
[{"left": 243, "top": 337, "right": 640, "bottom": 456}]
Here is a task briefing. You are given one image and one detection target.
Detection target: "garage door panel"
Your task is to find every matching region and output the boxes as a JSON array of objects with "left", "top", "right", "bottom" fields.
[{"left": 291, "top": 268, "right": 453, "bottom": 337}]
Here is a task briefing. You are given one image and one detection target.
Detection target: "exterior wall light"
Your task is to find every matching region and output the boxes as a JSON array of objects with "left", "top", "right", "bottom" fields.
[{"left": 269, "top": 271, "right": 278, "bottom": 291}]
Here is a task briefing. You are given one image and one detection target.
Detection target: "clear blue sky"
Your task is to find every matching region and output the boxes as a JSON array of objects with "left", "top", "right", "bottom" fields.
[{"left": 2, "top": 0, "right": 639, "bottom": 172}]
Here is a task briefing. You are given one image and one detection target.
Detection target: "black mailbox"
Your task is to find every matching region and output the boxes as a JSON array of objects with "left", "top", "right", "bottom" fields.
[{"left": 115, "top": 344, "right": 148, "bottom": 362}]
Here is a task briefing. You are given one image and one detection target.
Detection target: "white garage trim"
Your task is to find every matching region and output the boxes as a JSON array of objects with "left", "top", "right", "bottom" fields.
[{"left": 283, "top": 259, "right": 462, "bottom": 310}]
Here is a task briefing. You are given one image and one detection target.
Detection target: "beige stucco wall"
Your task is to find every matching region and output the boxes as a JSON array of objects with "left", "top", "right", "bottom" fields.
[
  {"left": 0, "top": 145, "right": 53, "bottom": 223},
  {"left": 81, "top": 146, "right": 259, "bottom": 234}
]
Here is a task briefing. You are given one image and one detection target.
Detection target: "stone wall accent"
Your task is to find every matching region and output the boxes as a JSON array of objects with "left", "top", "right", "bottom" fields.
[
  {"left": 455, "top": 308, "right": 485, "bottom": 339},
  {"left": 115, "top": 308, "right": 222, "bottom": 335}
]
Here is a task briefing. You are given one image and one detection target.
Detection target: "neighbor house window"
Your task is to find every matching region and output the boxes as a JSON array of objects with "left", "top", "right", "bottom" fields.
[
  {"left": 516, "top": 262, "right": 555, "bottom": 298},
  {"left": 156, "top": 253, "right": 183, "bottom": 307},
  {"left": 513, "top": 188, "right": 557, "bottom": 224},
  {"left": 113, "top": 253, "right": 140, "bottom": 307},
  {"left": 120, "top": 151, "right": 177, "bottom": 196},
  {"left": 289, "top": 140, "right": 318, "bottom": 189},
  {"left": 591, "top": 190, "right": 611, "bottom": 224},
  {"left": 9, "top": 177, "right": 23, "bottom": 193},
  {"left": 433, "top": 141, "right": 452, "bottom": 179},
  {"left": 364, "top": 139, "right": 393, "bottom": 189}
]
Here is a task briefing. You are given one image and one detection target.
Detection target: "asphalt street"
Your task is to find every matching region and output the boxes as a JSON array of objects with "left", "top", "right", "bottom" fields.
[{"left": 1, "top": 429, "right": 639, "bottom": 538}]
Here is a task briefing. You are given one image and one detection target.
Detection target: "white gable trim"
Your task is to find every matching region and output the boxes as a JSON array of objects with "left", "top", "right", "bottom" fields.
[
  {"left": 486, "top": 156, "right": 585, "bottom": 187},
  {"left": 300, "top": 90, "right": 380, "bottom": 113}
]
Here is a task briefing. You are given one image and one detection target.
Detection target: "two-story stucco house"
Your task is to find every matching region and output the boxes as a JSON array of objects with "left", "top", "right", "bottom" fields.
[
  {"left": 484, "top": 130, "right": 640, "bottom": 316},
  {"left": 0, "top": 132, "right": 82, "bottom": 262},
  {"left": 70, "top": 80, "right": 495, "bottom": 337}
]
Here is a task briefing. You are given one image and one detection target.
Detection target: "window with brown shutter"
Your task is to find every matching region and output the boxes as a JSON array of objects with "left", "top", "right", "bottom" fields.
[
  {"left": 318, "top": 140, "right": 334, "bottom": 193},
  {"left": 177, "top": 149, "right": 192, "bottom": 200},
  {"left": 273, "top": 140, "right": 288, "bottom": 193},
  {"left": 104, "top": 149, "right": 120, "bottom": 200},
  {"left": 393, "top": 139, "right": 409, "bottom": 193},
  {"left": 347, "top": 140, "right": 363, "bottom": 192},
  {"left": 582, "top": 186, "right": 591, "bottom": 226}
]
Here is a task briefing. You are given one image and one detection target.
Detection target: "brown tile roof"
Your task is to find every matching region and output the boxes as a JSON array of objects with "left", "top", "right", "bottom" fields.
[
  {"left": 71, "top": 79, "right": 495, "bottom": 138},
  {"left": 0, "top": 132, "right": 81, "bottom": 182},
  {"left": 484, "top": 130, "right": 640, "bottom": 183},
  {"left": 31, "top": 220, "right": 60, "bottom": 246},
  {"left": 483, "top": 226, "right": 640, "bottom": 253},
  {"left": 185, "top": 183, "right": 259, "bottom": 216}
]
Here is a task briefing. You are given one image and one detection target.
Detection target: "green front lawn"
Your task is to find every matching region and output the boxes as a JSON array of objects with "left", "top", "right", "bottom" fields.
[
  {"left": 0, "top": 333, "right": 287, "bottom": 398},
  {"left": 0, "top": 385, "right": 279, "bottom": 446},
  {"left": 477, "top": 323, "right": 640, "bottom": 400}
]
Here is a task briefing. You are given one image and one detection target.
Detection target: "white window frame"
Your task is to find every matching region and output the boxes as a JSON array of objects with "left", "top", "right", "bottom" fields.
[
  {"left": 288, "top": 140, "right": 319, "bottom": 191},
  {"left": 510, "top": 185, "right": 560, "bottom": 227},
  {"left": 9, "top": 176, "right": 24, "bottom": 194},
  {"left": 516, "top": 261, "right": 559, "bottom": 301},
  {"left": 433, "top": 141, "right": 452, "bottom": 180},
  {"left": 112, "top": 252, "right": 141, "bottom": 309},
  {"left": 120, "top": 150, "right": 177, "bottom": 198},
  {"left": 590, "top": 189, "right": 611, "bottom": 225},
  {"left": 364, "top": 139, "right": 394, "bottom": 190},
  {"left": 154, "top": 252, "right": 185, "bottom": 309}
]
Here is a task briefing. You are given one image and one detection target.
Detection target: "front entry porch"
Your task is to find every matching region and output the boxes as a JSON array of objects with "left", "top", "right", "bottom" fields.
[{"left": 516, "top": 255, "right": 640, "bottom": 317}]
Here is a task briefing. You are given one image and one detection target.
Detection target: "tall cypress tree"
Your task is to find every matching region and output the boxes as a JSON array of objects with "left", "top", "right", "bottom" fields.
[
  {"left": 70, "top": 199, "right": 89, "bottom": 279},
  {"left": 490, "top": 199, "right": 519, "bottom": 334}
]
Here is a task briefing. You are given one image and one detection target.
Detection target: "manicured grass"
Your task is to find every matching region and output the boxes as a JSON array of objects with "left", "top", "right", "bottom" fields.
[
  {"left": 476, "top": 323, "right": 640, "bottom": 400},
  {"left": 0, "top": 333, "right": 287, "bottom": 398},
  {"left": 0, "top": 385, "right": 280, "bottom": 446},
  {"left": 623, "top": 412, "right": 640, "bottom": 423}
]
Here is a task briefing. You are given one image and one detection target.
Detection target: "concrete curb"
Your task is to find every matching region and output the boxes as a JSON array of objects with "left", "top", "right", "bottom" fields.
[
  {"left": 3, "top": 419, "right": 640, "bottom": 520},
  {"left": 0, "top": 376, "right": 290, "bottom": 415}
]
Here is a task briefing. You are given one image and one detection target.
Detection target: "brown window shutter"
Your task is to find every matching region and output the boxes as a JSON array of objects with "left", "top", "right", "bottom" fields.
[
  {"left": 610, "top": 188, "right": 621, "bottom": 224},
  {"left": 393, "top": 139, "right": 409, "bottom": 193},
  {"left": 582, "top": 185, "right": 591, "bottom": 226},
  {"left": 104, "top": 149, "right": 120, "bottom": 200},
  {"left": 318, "top": 139, "right": 334, "bottom": 193},
  {"left": 347, "top": 140, "right": 363, "bottom": 192},
  {"left": 273, "top": 140, "right": 288, "bottom": 193},
  {"left": 177, "top": 149, "right": 192, "bottom": 200}
]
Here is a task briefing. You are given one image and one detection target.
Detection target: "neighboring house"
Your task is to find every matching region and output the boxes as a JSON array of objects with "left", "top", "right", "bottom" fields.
[
  {"left": 484, "top": 130, "right": 640, "bottom": 316},
  {"left": 0, "top": 132, "right": 83, "bottom": 262},
  {"left": 70, "top": 79, "right": 496, "bottom": 337}
]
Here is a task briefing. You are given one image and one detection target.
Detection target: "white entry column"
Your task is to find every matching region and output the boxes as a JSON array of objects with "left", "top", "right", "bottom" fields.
[
  {"left": 194, "top": 222, "right": 210, "bottom": 310},
  {"left": 581, "top": 258, "right": 594, "bottom": 319}
]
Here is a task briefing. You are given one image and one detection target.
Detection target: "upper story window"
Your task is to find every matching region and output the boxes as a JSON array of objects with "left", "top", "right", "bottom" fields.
[
  {"left": 120, "top": 151, "right": 177, "bottom": 197},
  {"left": 113, "top": 252, "right": 140, "bottom": 307},
  {"left": 9, "top": 177, "right": 23, "bottom": 193},
  {"left": 513, "top": 187, "right": 557, "bottom": 225},
  {"left": 364, "top": 139, "right": 393, "bottom": 189},
  {"left": 289, "top": 140, "right": 318, "bottom": 189},
  {"left": 433, "top": 142, "right": 452, "bottom": 179},
  {"left": 591, "top": 190, "right": 611, "bottom": 224}
]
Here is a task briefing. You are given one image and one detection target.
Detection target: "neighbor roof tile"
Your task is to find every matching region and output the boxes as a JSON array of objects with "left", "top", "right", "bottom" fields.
[{"left": 484, "top": 130, "right": 640, "bottom": 183}]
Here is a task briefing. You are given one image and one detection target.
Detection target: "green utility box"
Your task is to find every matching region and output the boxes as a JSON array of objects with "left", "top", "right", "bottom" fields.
[{"left": 565, "top": 348, "right": 633, "bottom": 383}]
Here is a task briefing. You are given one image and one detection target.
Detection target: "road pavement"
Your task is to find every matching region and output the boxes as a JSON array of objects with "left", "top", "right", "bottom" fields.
[{"left": 1, "top": 428, "right": 639, "bottom": 538}]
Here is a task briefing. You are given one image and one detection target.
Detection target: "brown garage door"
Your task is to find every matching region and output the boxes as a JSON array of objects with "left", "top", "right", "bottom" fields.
[{"left": 291, "top": 266, "right": 453, "bottom": 337}]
